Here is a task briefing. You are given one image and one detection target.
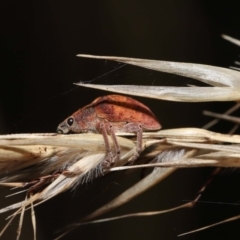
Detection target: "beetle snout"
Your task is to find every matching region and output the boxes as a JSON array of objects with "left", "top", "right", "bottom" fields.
[
  {"left": 56, "top": 128, "right": 63, "bottom": 134},
  {"left": 56, "top": 123, "right": 70, "bottom": 134}
]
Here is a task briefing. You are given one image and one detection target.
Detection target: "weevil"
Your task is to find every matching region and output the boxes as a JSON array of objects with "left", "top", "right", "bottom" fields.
[{"left": 57, "top": 95, "right": 161, "bottom": 168}]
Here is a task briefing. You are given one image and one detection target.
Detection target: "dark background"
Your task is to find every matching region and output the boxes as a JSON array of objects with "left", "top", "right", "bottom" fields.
[{"left": 1, "top": 1, "right": 240, "bottom": 240}]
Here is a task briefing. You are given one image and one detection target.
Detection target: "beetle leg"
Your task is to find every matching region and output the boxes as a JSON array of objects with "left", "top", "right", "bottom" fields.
[
  {"left": 99, "top": 123, "right": 114, "bottom": 168},
  {"left": 122, "top": 123, "right": 143, "bottom": 164},
  {"left": 136, "top": 125, "right": 143, "bottom": 152},
  {"left": 108, "top": 124, "right": 121, "bottom": 162},
  {"left": 129, "top": 124, "right": 143, "bottom": 164}
]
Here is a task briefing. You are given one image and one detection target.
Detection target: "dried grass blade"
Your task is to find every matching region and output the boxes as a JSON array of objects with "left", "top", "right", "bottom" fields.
[
  {"left": 0, "top": 155, "right": 105, "bottom": 216},
  {"left": 0, "top": 183, "right": 26, "bottom": 187},
  {"left": 148, "top": 128, "right": 240, "bottom": 143},
  {"left": 0, "top": 133, "right": 134, "bottom": 181},
  {"left": 38, "top": 153, "right": 105, "bottom": 202},
  {"left": 0, "top": 133, "right": 107, "bottom": 149},
  {"left": 80, "top": 149, "right": 192, "bottom": 222},
  {"left": 0, "top": 201, "right": 25, "bottom": 214},
  {"left": 56, "top": 150, "right": 193, "bottom": 238},
  {"left": 77, "top": 54, "right": 240, "bottom": 87},
  {"left": 16, "top": 195, "right": 27, "bottom": 240},
  {"left": 56, "top": 202, "right": 193, "bottom": 240},
  {"left": 204, "top": 110, "right": 240, "bottom": 124},
  {"left": 166, "top": 141, "right": 240, "bottom": 153},
  {"left": 203, "top": 103, "right": 240, "bottom": 129},
  {"left": 82, "top": 166, "right": 175, "bottom": 221},
  {"left": 0, "top": 202, "right": 28, "bottom": 238},
  {"left": 76, "top": 84, "right": 240, "bottom": 102},
  {"left": 178, "top": 214, "right": 240, "bottom": 237},
  {"left": 55, "top": 167, "right": 175, "bottom": 239},
  {"left": 0, "top": 214, "right": 16, "bottom": 237},
  {"left": 30, "top": 197, "right": 37, "bottom": 240},
  {"left": 111, "top": 157, "right": 240, "bottom": 168},
  {"left": 222, "top": 34, "right": 240, "bottom": 47}
]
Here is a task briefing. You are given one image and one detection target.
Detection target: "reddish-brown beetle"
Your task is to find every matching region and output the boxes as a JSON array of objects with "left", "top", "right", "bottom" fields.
[{"left": 57, "top": 95, "right": 161, "bottom": 168}]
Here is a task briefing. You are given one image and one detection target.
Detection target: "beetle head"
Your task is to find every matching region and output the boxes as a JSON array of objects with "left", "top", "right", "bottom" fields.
[
  {"left": 57, "top": 116, "right": 79, "bottom": 134},
  {"left": 57, "top": 107, "right": 97, "bottom": 134}
]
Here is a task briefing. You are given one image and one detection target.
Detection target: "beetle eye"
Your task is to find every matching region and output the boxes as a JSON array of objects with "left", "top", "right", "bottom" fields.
[{"left": 67, "top": 117, "right": 74, "bottom": 126}]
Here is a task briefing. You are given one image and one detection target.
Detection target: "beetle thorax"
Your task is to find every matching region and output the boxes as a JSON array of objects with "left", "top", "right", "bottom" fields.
[{"left": 73, "top": 106, "right": 98, "bottom": 133}]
